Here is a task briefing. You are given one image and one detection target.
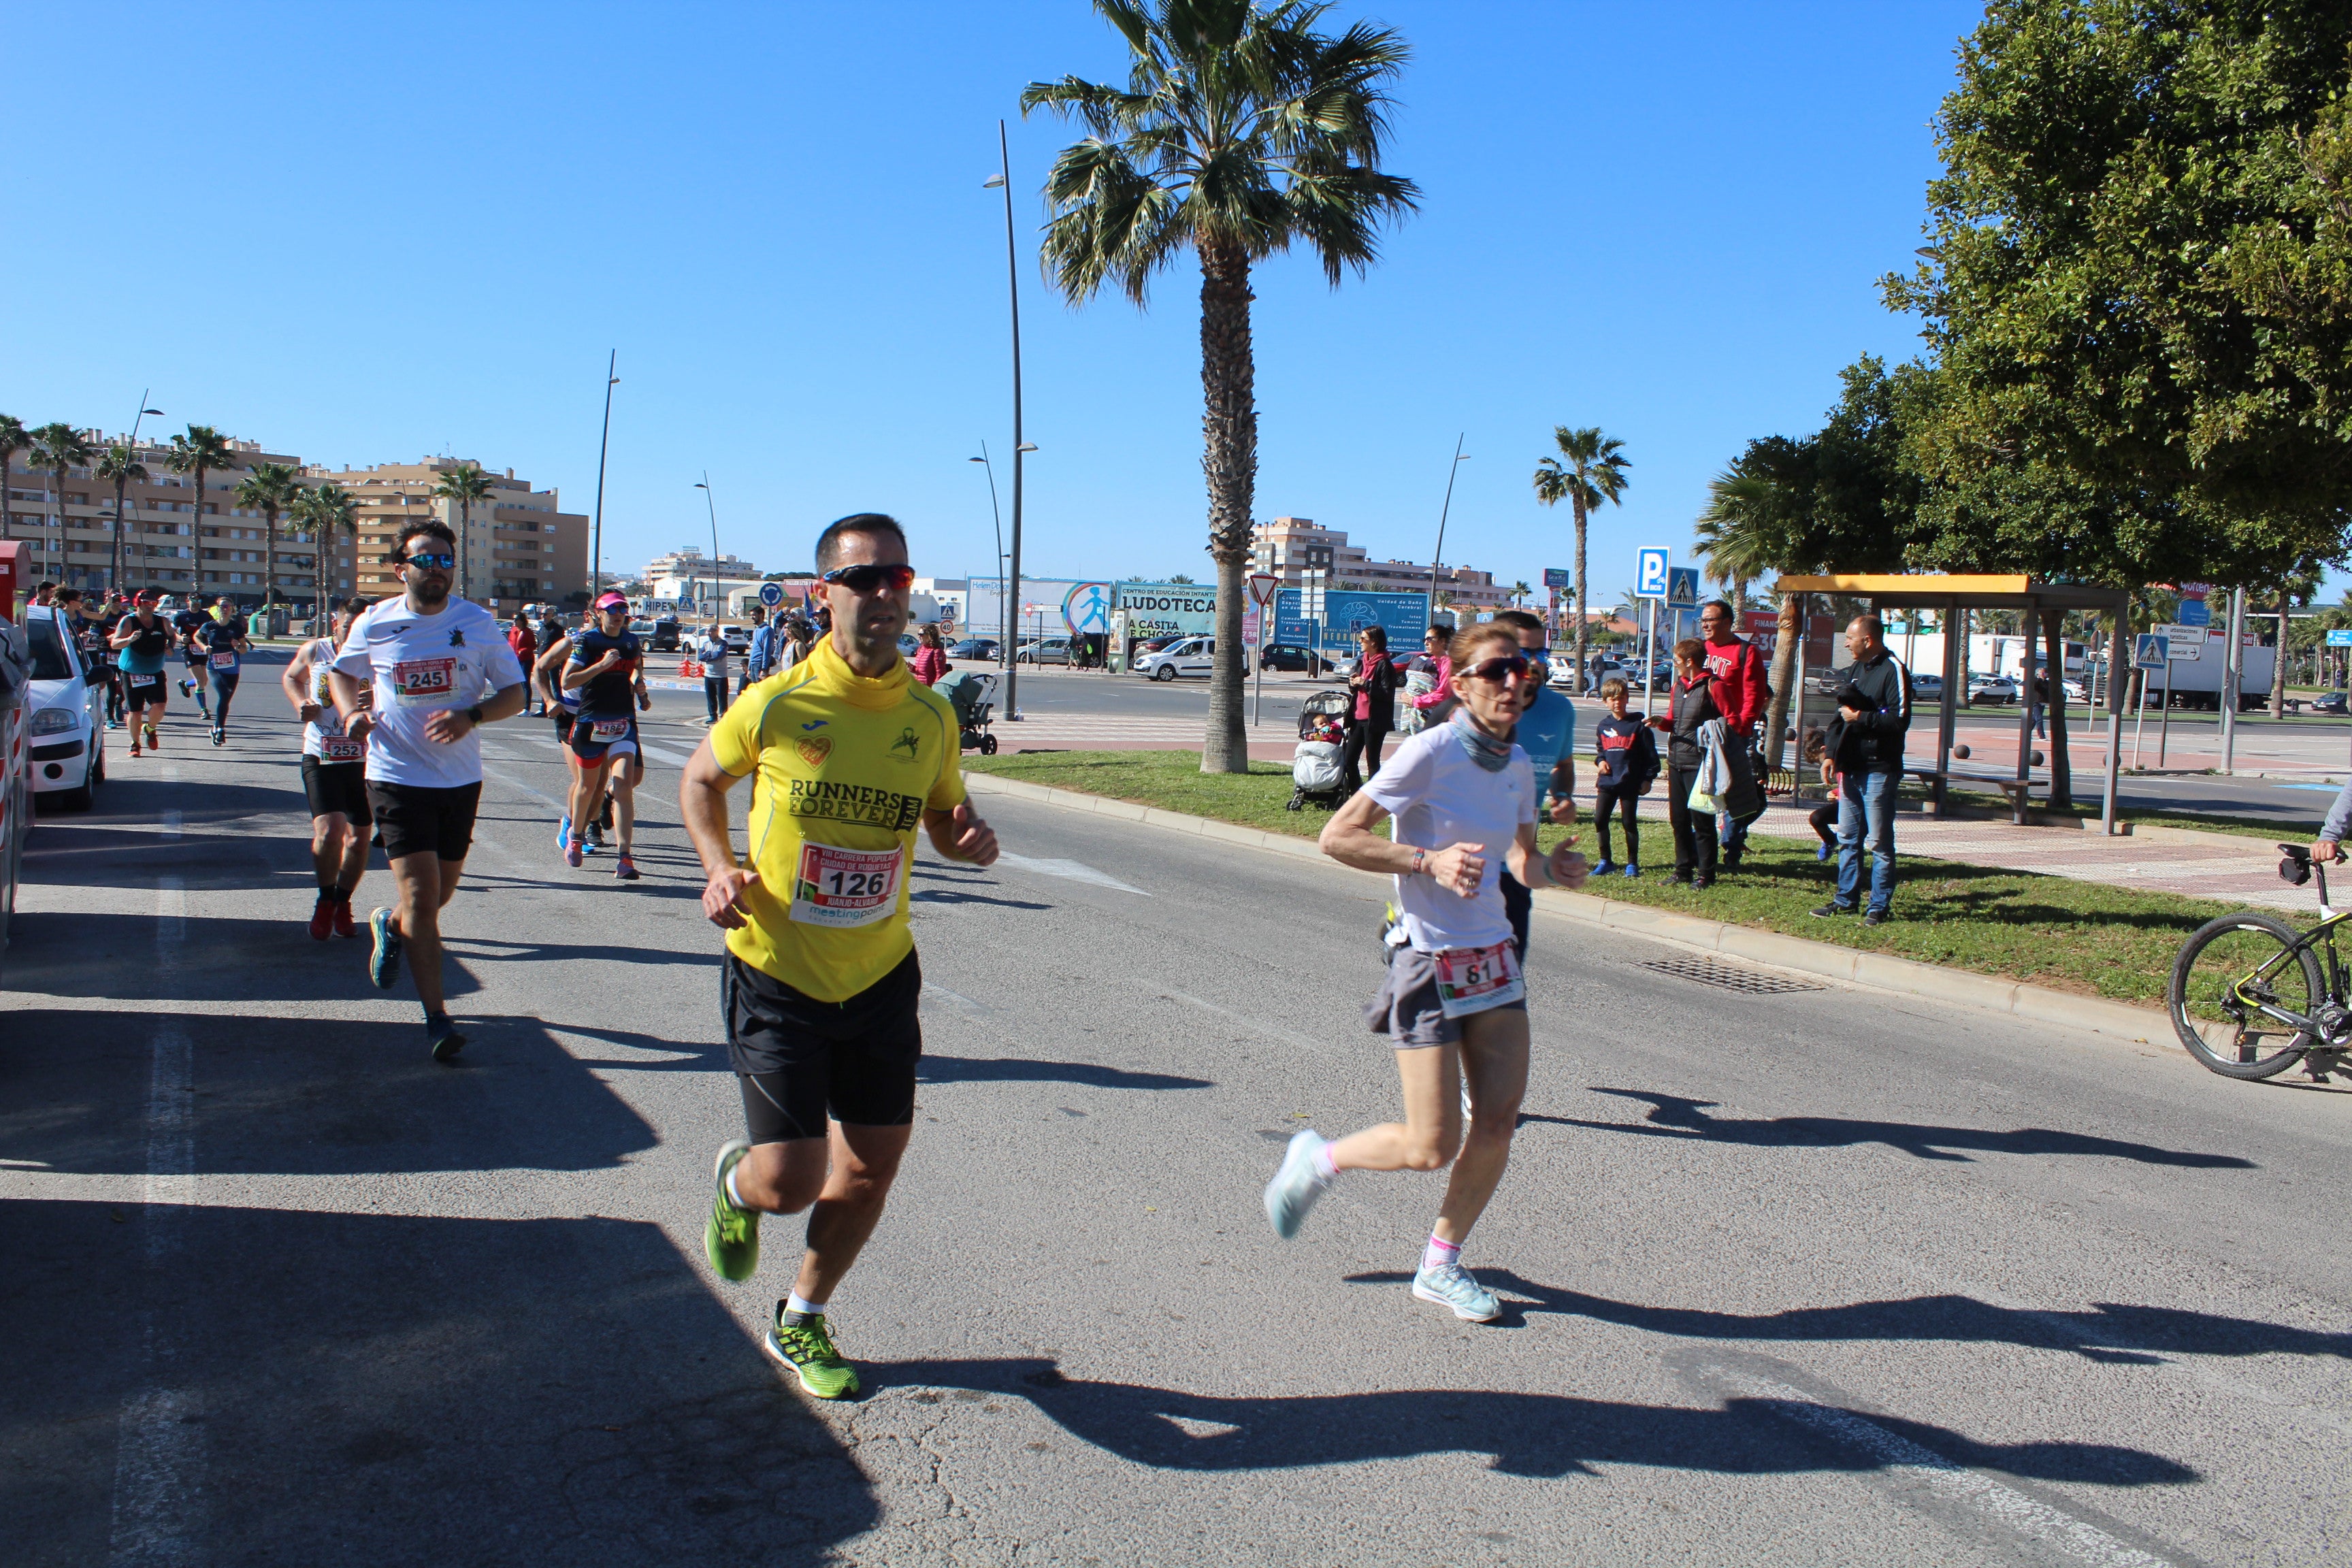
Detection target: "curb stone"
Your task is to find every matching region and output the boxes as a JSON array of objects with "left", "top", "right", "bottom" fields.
[{"left": 962, "top": 770, "right": 2169, "bottom": 1047}]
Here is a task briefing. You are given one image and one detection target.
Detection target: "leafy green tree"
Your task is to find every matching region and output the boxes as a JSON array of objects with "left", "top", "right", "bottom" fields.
[
  {"left": 29, "top": 423, "right": 93, "bottom": 584},
  {"left": 290, "top": 482, "right": 359, "bottom": 610},
  {"left": 431, "top": 463, "right": 495, "bottom": 602},
  {"left": 1022, "top": 0, "right": 1418, "bottom": 772},
  {"left": 166, "top": 425, "right": 236, "bottom": 591},
  {"left": 99, "top": 446, "right": 149, "bottom": 594},
  {"left": 1884, "top": 1, "right": 2352, "bottom": 586},
  {"left": 0, "top": 416, "right": 27, "bottom": 543},
  {"left": 1531, "top": 427, "right": 1630, "bottom": 694},
  {"left": 235, "top": 463, "right": 303, "bottom": 609}
]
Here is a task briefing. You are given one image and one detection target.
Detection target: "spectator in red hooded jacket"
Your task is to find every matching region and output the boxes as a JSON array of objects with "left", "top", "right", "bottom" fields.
[{"left": 1699, "top": 600, "right": 1769, "bottom": 867}]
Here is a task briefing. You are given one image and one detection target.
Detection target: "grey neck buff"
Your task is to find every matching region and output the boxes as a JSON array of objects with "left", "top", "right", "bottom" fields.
[{"left": 1450, "top": 708, "right": 1515, "bottom": 772}]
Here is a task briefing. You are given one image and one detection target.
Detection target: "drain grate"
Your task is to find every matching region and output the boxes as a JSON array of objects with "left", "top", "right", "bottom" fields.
[{"left": 1637, "top": 956, "right": 1827, "bottom": 996}]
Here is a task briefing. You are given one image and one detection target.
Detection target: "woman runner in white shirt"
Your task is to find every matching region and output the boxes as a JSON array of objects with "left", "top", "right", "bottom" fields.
[{"left": 1264, "top": 621, "right": 1588, "bottom": 1322}]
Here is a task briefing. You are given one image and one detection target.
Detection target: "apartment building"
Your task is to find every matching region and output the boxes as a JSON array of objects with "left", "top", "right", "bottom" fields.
[
  {"left": 317, "top": 459, "right": 589, "bottom": 617},
  {"left": 642, "top": 546, "right": 763, "bottom": 608},
  {"left": 1247, "top": 516, "right": 1507, "bottom": 610},
  {"left": 2, "top": 432, "right": 325, "bottom": 604}
]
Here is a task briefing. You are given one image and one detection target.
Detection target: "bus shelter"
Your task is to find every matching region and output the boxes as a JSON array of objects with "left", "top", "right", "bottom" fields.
[{"left": 1771, "top": 574, "right": 2134, "bottom": 835}]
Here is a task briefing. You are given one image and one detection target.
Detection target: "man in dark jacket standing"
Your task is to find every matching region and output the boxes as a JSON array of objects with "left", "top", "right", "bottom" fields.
[{"left": 1812, "top": 615, "right": 1910, "bottom": 926}]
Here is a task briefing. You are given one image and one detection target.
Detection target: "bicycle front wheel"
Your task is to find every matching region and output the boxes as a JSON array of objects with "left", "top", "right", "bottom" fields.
[{"left": 2168, "top": 912, "right": 2324, "bottom": 1080}]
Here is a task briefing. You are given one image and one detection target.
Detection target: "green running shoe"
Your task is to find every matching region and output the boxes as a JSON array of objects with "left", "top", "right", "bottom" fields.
[
  {"left": 368, "top": 907, "right": 402, "bottom": 990},
  {"left": 704, "top": 1140, "right": 759, "bottom": 1281},
  {"left": 764, "top": 1308, "right": 860, "bottom": 1400}
]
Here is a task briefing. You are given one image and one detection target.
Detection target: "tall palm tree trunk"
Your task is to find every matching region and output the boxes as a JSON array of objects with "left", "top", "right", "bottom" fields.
[
  {"left": 1571, "top": 495, "right": 1590, "bottom": 696},
  {"left": 263, "top": 505, "right": 279, "bottom": 608},
  {"left": 1199, "top": 238, "right": 1258, "bottom": 774},
  {"left": 194, "top": 461, "right": 209, "bottom": 595},
  {"left": 1765, "top": 592, "right": 1802, "bottom": 772}
]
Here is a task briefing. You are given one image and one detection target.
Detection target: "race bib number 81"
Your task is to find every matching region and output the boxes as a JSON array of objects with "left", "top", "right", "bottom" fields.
[
  {"left": 1433, "top": 940, "right": 1525, "bottom": 1018},
  {"left": 392, "top": 657, "right": 458, "bottom": 707},
  {"left": 789, "top": 842, "right": 905, "bottom": 928}
]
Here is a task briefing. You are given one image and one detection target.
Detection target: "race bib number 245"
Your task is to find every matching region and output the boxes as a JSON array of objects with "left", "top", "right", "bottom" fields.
[{"left": 392, "top": 657, "right": 458, "bottom": 707}]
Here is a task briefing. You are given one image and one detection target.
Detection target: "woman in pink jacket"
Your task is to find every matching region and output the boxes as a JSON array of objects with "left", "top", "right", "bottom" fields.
[{"left": 910, "top": 622, "right": 951, "bottom": 685}]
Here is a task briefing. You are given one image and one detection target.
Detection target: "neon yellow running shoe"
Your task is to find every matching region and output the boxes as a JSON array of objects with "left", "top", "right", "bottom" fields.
[
  {"left": 704, "top": 1140, "right": 759, "bottom": 1282},
  {"left": 765, "top": 1309, "right": 860, "bottom": 1400}
]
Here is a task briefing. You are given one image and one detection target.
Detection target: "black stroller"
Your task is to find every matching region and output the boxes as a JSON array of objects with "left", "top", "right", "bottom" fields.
[
  {"left": 937, "top": 669, "right": 1000, "bottom": 754},
  {"left": 1286, "top": 689, "right": 1354, "bottom": 811}
]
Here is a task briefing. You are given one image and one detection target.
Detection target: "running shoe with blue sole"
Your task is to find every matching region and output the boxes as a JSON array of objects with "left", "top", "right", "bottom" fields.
[
  {"left": 1413, "top": 1259, "right": 1502, "bottom": 1322},
  {"left": 426, "top": 1013, "right": 466, "bottom": 1062},
  {"left": 1263, "top": 1128, "right": 1330, "bottom": 1239},
  {"left": 555, "top": 816, "right": 570, "bottom": 851},
  {"left": 368, "top": 907, "right": 402, "bottom": 990}
]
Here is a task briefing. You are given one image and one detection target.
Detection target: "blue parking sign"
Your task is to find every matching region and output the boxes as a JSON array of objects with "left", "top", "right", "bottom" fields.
[{"left": 1635, "top": 548, "right": 1668, "bottom": 599}]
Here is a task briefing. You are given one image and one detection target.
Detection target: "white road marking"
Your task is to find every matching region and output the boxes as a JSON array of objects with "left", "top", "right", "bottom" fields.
[
  {"left": 994, "top": 851, "right": 1149, "bottom": 896},
  {"left": 1707, "top": 1366, "right": 2170, "bottom": 1567},
  {"left": 159, "top": 810, "right": 181, "bottom": 841},
  {"left": 1152, "top": 987, "right": 1330, "bottom": 1056},
  {"left": 159, "top": 764, "right": 181, "bottom": 782}
]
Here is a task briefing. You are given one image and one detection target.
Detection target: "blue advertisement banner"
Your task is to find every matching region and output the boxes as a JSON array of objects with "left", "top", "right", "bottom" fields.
[
  {"left": 1113, "top": 581, "right": 1222, "bottom": 637},
  {"left": 1275, "top": 587, "right": 1431, "bottom": 650}
]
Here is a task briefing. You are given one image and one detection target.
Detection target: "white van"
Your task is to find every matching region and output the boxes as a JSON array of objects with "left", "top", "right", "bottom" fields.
[
  {"left": 1136, "top": 636, "right": 1214, "bottom": 681},
  {"left": 22, "top": 606, "right": 105, "bottom": 809}
]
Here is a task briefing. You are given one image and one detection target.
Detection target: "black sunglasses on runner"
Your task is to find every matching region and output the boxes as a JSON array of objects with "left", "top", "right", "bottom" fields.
[
  {"left": 821, "top": 563, "right": 917, "bottom": 593},
  {"left": 402, "top": 551, "right": 457, "bottom": 570},
  {"left": 1463, "top": 654, "right": 1533, "bottom": 683}
]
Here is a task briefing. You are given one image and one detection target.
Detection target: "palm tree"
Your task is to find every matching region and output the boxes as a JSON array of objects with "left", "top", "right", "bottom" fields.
[
  {"left": 0, "top": 416, "right": 27, "bottom": 542},
  {"left": 1531, "top": 427, "right": 1629, "bottom": 695},
  {"left": 431, "top": 463, "right": 494, "bottom": 602},
  {"left": 289, "top": 481, "right": 359, "bottom": 611},
  {"left": 167, "top": 425, "right": 235, "bottom": 592},
  {"left": 235, "top": 463, "right": 302, "bottom": 610},
  {"left": 29, "top": 423, "right": 93, "bottom": 587},
  {"left": 1022, "top": 0, "right": 1418, "bottom": 773},
  {"left": 99, "top": 445, "right": 150, "bottom": 595}
]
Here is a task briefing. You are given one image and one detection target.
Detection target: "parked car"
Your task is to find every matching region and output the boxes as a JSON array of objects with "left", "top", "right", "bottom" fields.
[
  {"left": 628, "top": 619, "right": 656, "bottom": 638},
  {"left": 1910, "top": 671, "right": 1944, "bottom": 702},
  {"left": 1136, "top": 636, "right": 1215, "bottom": 681},
  {"left": 651, "top": 615, "right": 682, "bottom": 652},
  {"left": 1015, "top": 636, "right": 1075, "bottom": 666},
  {"left": 1967, "top": 674, "right": 2020, "bottom": 705},
  {"left": 22, "top": 606, "right": 103, "bottom": 811},
  {"left": 719, "top": 626, "right": 749, "bottom": 656},
  {"left": 2313, "top": 689, "right": 2349, "bottom": 715},
  {"left": 1258, "top": 643, "right": 1331, "bottom": 674},
  {"left": 2061, "top": 677, "right": 2089, "bottom": 705},
  {"left": 1134, "top": 634, "right": 1188, "bottom": 657},
  {"left": 950, "top": 637, "right": 1000, "bottom": 661}
]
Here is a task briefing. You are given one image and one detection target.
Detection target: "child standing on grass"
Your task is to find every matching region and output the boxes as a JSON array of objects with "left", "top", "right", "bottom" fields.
[
  {"left": 1805, "top": 729, "right": 1840, "bottom": 862},
  {"left": 1589, "top": 678, "right": 1658, "bottom": 877}
]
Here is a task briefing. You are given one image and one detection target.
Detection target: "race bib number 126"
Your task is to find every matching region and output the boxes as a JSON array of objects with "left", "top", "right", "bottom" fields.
[{"left": 789, "top": 842, "right": 904, "bottom": 928}]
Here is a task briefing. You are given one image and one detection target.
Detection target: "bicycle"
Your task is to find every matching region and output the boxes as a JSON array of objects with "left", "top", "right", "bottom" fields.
[{"left": 2167, "top": 843, "right": 2352, "bottom": 1081}]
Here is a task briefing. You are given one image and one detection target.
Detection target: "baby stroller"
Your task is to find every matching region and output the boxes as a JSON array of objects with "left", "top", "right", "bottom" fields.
[
  {"left": 937, "top": 669, "right": 1000, "bottom": 754},
  {"left": 1287, "top": 689, "right": 1353, "bottom": 811}
]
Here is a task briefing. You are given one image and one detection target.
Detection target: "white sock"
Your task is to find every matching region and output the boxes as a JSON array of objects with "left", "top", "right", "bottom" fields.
[
  {"left": 725, "top": 1165, "right": 748, "bottom": 1210},
  {"left": 1422, "top": 1233, "right": 1462, "bottom": 1273},
  {"left": 786, "top": 1290, "right": 826, "bottom": 1319}
]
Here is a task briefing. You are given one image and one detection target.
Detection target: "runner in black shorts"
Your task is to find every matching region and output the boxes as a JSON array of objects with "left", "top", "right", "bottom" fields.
[
  {"left": 559, "top": 591, "right": 651, "bottom": 879},
  {"left": 683, "top": 512, "right": 1000, "bottom": 1400},
  {"left": 193, "top": 612, "right": 249, "bottom": 746},
  {"left": 286, "top": 599, "right": 373, "bottom": 939},
  {"left": 110, "top": 589, "right": 174, "bottom": 756},
  {"left": 534, "top": 614, "right": 597, "bottom": 854}
]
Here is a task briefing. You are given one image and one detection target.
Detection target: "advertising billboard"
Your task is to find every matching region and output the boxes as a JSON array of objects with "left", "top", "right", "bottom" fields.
[
  {"left": 1113, "top": 581, "right": 1222, "bottom": 637},
  {"left": 1274, "top": 587, "right": 1431, "bottom": 650}
]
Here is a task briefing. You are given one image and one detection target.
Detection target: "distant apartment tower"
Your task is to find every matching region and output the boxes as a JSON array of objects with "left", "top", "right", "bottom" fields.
[
  {"left": 316, "top": 459, "right": 589, "bottom": 616},
  {"left": 641, "top": 546, "right": 763, "bottom": 608},
  {"left": 1248, "top": 517, "right": 1506, "bottom": 610},
  {"left": 3, "top": 432, "right": 326, "bottom": 604}
]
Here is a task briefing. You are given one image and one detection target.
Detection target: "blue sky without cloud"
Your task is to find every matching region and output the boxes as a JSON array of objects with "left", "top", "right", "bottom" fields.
[{"left": 2, "top": 1, "right": 1984, "bottom": 601}]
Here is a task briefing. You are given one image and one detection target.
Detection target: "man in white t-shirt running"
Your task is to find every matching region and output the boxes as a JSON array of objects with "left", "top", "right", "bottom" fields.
[
  {"left": 1265, "top": 621, "right": 1588, "bottom": 1323},
  {"left": 328, "top": 519, "right": 528, "bottom": 1060}
]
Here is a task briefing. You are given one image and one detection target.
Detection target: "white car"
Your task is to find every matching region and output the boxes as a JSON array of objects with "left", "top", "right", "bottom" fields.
[
  {"left": 1136, "top": 636, "right": 1215, "bottom": 681},
  {"left": 22, "top": 606, "right": 105, "bottom": 810}
]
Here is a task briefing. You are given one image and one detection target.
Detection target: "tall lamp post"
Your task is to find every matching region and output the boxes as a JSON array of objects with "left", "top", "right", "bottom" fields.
[
  {"left": 589, "top": 351, "right": 619, "bottom": 600},
  {"left": 109, "top": 394, "right": 164, "bottom": 595},
  {"left": 693, "top": 474, "right": 721, "bottom": 620},
  {"left": 983, "top": 120, "right": 1030, "bottom": 721},
  {"left": 1424, "top": 436, "right": 1470, "bottom": 624},
  {"left": 968, "top": 447, "right": 1008, "bottom": 673}
]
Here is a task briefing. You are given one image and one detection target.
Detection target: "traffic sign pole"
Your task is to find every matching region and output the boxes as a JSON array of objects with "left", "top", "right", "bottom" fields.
[{"left": 1247, "top": 571, "right": 1279, "bottom": 728}]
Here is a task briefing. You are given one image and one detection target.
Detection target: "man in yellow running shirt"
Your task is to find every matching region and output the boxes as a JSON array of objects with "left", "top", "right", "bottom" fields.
[{"left": 681, "top": 512, "right": 1000, "bottom": 1401}]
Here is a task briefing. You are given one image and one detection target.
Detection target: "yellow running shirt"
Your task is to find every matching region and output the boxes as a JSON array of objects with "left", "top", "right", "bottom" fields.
[{"left": 707, "top": 637, "right": 966, "bottom": 1002}]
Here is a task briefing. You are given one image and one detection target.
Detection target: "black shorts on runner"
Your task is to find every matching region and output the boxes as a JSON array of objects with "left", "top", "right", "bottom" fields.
[
  {"left": 568, "top": 713, "right": 638, "bottom": 764},
  {"left": 125, "top": 671, "right": 167, "bottom": 707},
  {"left": 366, "top": 780, "right": 482, "bottom": 862},
  {"left": 301, "top": 757, "right": 373, "bottom": 825},
  {"left": 553, "top": 709, "right": 575, "bottom": 745},
  {"left": 725, "top": 949, "right": 923, "bottom": 1142}
]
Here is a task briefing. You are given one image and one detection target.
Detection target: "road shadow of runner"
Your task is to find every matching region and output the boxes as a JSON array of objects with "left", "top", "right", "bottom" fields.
[
  {"left": 917, "top": 1056, "right": 1211, "bottom": 1091},
  {"left": 1338, "top": 1271, "right": 2351, "bottom": 1364},
  {"left": 858, "top": 1356, "right": 2195, "bottom": 1486},
  {"left": 1, "top": 1201, "right": 875, "bottom": 1566},
  {"left": 1525, "top": 1089, "right": 2255, "bottom": 1168}
]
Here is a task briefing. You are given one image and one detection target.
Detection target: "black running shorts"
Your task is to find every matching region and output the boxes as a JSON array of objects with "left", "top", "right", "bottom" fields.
[
  {"left": 367, "top": 780, "right": 482, "bottom": 862},
  {"left": 568, "top": 713, "right": 639, "bottom": 764},
  {"left": 125, "top": 671, "right": 166, "bottom": 707},
  {"left": 725, "top": 949, "right": 923, "bottom": 1143},
  {"left": 301, "top": 756, "right": 373, "bottom": 825},
  {"left": 553, "top": 709, "right": 575, "bottom": 745}
]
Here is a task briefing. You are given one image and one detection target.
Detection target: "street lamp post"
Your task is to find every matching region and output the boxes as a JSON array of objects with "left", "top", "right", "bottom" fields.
[
  {"left": 968, "top": 448, "right": 1007, "bottom": 674},
  {"left": 984, "top": 120, "right": 1030, "bottom": 721},
  {"left": 1425, "top": 436, "right": 1469, "bottom": 624},
  {"left": 109, "top": 395, "right": 163, "bottom": 595},
  {"left": 590, "top": 351, "right": 619, "bottom": 600},
  {"left": 693, "top": 474, "right": 721, "bottom": 621}
]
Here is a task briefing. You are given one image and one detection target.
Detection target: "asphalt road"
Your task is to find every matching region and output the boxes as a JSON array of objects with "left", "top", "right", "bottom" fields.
[{"left": 5, "top": 651, "right": 2351, "bottom": 1565}]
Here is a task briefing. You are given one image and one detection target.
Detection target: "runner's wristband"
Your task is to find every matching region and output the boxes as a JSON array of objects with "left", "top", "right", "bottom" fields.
[{"left": 1410, "top": 849, "right": 1426, "bottom": 877}]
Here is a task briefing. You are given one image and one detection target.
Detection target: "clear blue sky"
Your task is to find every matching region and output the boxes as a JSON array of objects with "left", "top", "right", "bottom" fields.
[{"left": 4, "top": 1, "right": 1983, "bottom": 601}]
